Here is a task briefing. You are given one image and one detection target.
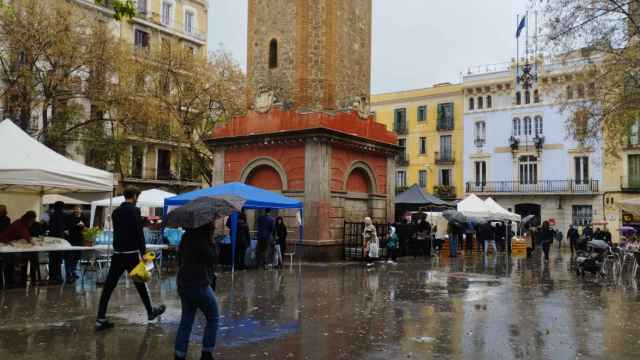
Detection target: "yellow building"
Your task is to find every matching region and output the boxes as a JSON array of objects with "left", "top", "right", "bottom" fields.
[
  {"left": 602, "top": 124, "right": 640, "bottom": 243},
  {"left": 72, "top": 0, "right": 209, "bottom": 192},
  {"left": 371, "top": 83, "right": 465, "bottom": 200}
]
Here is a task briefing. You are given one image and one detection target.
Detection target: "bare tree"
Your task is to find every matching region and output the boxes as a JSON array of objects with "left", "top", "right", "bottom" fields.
[{"left": 537, "top": 0, "right": 640, "bottom": 156}]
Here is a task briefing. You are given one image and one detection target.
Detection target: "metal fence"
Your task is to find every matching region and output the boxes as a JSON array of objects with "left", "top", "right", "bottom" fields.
[{"left": 343, "top": 222, "right": 389, "bottom": 260}]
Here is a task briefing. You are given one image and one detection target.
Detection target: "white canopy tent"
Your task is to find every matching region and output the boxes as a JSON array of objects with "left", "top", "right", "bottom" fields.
[
  {"left": 42, "top": 194, "right": 89, "bottom": 205},
  {"left": 484, "top": 198, "right": 521, "bottom": 222},
  {"left": 457, "top": 194, "right": 495, "bottom": 219},
  {"left": 617, "top": 197, "right": 640, "bottom": 215},
  {"left": 0, "top": 120, "right": 114, "bottom": 219},
  {"left": 90, "top": 188, "right": 176, "bottom": 226}
]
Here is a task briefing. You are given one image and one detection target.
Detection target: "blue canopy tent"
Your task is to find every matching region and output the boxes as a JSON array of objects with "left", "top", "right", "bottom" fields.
[{"left": 164, "top": 182, "right": 304, "bottom": 271}]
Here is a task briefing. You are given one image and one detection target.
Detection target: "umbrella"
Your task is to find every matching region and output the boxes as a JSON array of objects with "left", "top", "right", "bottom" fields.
[
  {"left": 442, "top": 210, "right": 469, "bottom": 228},
  {"left": 165, "top": 196, "right": 246, "bottom": 229},
  {"left": 588, "top": 240, "right": 610, "bottom": 250},
  {"left": 620, "top": 226, "right": 637, "bottom": 237},
  {"left": 521, "top": 215, "right": 538, "bottom": 228}
]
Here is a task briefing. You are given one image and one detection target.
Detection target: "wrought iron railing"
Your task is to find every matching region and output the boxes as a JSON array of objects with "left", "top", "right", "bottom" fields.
[
  {"left": 466, "top": 180, "right": 600, "bottom": 194},
  {"left": 435, "top": 151, "right": 455, "bottom": 165},
  {"left": 434, "top": 185, "right": 456, "bottom": 200},
  {"left": 396, "top": 153, "right": 409, "bottom": 166},
  {"left": 621, "top": 176, "right": 640, "bottom": 192}
]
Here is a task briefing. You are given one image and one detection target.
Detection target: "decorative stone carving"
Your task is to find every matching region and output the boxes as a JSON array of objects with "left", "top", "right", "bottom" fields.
[
  {"left": 254, "top": 88, "right": 276, "bottom": 113},
  {"left": 342, "top": 95, "right": 370, "bottom": 119}
]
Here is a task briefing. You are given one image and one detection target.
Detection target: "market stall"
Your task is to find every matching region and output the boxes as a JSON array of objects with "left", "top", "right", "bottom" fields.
[
  {"left": 89, "top": 188, "right": 175, "bottom": 227},
  {"left": 164, "top": 182, "right": 303, "bottom": 271},
  {"left": 0, "top": 119, "right": 115, "bottom": 287}
]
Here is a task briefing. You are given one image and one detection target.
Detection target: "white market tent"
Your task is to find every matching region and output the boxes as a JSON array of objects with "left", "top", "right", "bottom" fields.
[
  {"left": 0, "top": 119, "right": 114, "bottom": 219},
  {"left": 617, "top": 197, "right": 640, "bottom": 215},
  {"left": 484, "top": 197, "right": 521, "bottom": 222},
  {"left": 90, "top": 188, "right": 175, "bottom": 226},
  {"left": 457, "top": 194, "right": 495, "bottom": 219},
  {"left": 42, "top": 194, "right": 89, "bottom": 205}
]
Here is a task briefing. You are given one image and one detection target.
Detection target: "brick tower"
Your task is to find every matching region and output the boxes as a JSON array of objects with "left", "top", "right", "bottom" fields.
[{"left": 207, "top": 0, "right": 398, "bottom": 260}]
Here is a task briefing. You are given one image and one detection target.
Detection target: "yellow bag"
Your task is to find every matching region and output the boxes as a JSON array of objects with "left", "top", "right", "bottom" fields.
[{"left": 129, "top": 252, "right": 156, "bottom": 283}]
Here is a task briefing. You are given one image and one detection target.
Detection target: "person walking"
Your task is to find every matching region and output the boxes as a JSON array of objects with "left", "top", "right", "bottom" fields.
[
  {"left": 64, "top": 205, "right": 87, "bottom": 283},
  {"left": 538, "top": 221, "right": 555, "bottom": 262},
  {"left": 275, "top": 217, "right": 287, "bottom": 268},
  {"left": 256, "top": 209, "right": 275, "bottom": 268},
  {"left": 363, "top": 217, "right": 379, "bottom": 266},
  {"left": 95, "top": 187, "right": 165, "bottom": 331},
  {"left": 235, "top": 213, "right": 250, "bottom": 270},
  {"left": 567, "top": 224, "right": 579, "bottom": 254},
  {"left": 386, "top": 225, "right": 399, "bottom": 264},
  {"left": 174, "top": 223, "right": 219, "bottom": 360}
]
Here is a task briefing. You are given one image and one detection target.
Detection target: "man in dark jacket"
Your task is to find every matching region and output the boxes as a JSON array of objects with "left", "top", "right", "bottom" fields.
[
  {"left": 64, "top": 205, "right": 87, "bottom": 283},
  {"left": 567, "top": 225, "right": 579, "bottom": 254},
  {"left": 256, "top": 209, "right": 275, "bottom": 267},
  {"left": 96, "top": 186, "right": 165, "bottom": 331},
  {"left": 48, "top": 201, "right": 66, "bottom": 284}
]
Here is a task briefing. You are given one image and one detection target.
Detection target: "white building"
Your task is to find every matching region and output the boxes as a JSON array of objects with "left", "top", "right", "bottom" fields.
[{"left": 463, "top": 54, "right": 603, "bottom": 233}]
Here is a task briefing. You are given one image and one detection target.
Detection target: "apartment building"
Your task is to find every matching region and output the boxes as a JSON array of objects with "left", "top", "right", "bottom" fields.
[
  {"left": 463, "top": 54, "right": 603, "bottom": 234},
  {"left": 371, "top": 83, "right": 465, "bottom": 201}
]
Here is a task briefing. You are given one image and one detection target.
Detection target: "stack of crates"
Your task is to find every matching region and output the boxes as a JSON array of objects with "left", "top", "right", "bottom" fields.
[{"left": 511, "top": 239, "right": 528, "bottom": 256}]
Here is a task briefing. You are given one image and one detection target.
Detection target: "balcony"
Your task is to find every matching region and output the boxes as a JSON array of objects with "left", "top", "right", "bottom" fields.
[
  {"left": 474, "top": 138, "right": 486, "bottom": 148},
  {"left": 466, "top": 180, "right": 600, "bottom": 194},
  {"left": 436, "top": 121, "right": 454, "bottom": 131},
  {"left": 435, "top": 151, "right": 455, "bottom": 165},
  {"left": 434, "top": 185, "right": 457, "bottom": 200},
  {"left": 394, "top": 125, "right": 408, "bottom": 135},
  {"left": 621, "top": 176, "right": 640, "bottom": 192},
  {"left": 395, "top": 186, "right": 410, "bottom": 195},
  {"left": 396, "top": 153, "right": 410, "bottom": 167}
]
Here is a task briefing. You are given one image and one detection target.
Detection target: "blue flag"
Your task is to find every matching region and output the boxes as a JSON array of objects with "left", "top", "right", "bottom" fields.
[{"left": 516, "top": 16, "right": 526, "bottom": 38}]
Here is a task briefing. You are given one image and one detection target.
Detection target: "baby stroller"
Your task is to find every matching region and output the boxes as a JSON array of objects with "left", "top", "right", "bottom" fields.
[{"left": 575, "top": 240, "right": 610, "bottom": 277}]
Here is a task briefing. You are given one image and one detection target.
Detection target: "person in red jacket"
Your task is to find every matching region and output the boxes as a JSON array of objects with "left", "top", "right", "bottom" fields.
[
  {"left": 0, "top": 211, "right": 37, "bottom": 288},
  {"left": 0, "top": 211, "right": 36, "bottom": 244}
]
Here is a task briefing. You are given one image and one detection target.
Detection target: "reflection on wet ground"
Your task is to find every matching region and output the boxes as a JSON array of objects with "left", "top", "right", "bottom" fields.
[{"left": 1, "top": 251, "right": 640, "bottom": 359}]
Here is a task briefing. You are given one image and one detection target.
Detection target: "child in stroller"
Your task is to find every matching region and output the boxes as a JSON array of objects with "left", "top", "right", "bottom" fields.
[{"left": 575, "top": 240, "right": 610, "bottom": 277}]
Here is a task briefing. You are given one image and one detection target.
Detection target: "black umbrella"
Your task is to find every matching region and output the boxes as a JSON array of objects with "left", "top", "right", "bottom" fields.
[
  {"left": 588, "top": 240, "right": 610, "bottom": 250},
  {"left": 521, "top": 215, "right": 538, "bottom": 228},
  {"left": 165, "top": 196, "right": 246, "bottom": 229},
  {"left": 442, "top": 210, "right": 469, "bottom": 227}
]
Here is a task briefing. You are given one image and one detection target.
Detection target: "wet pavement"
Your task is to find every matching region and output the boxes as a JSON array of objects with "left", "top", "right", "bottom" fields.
[{"left": 1, "top": 250, "right": 640, "bottom": 359}]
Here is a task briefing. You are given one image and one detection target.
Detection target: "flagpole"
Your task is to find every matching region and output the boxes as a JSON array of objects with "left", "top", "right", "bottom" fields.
[
  {"left": 526, "top": 11, "right": 529, "bottom": 63},
  {"left": 516, "top": 14, "right": 519, "bottom": 85}
]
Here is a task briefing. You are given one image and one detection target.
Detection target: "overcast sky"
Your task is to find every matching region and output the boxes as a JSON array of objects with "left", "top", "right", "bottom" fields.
[{"left": 208, "top": 0, "right": 530, "bottom": 94}]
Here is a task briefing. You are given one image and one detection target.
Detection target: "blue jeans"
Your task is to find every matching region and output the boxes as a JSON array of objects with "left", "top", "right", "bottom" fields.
[
  {"left": 449, "top": 235, "right": 458, "bottom": 257},
  {"left": 175, "top": 286, "right": 219, "bottom": 358}
]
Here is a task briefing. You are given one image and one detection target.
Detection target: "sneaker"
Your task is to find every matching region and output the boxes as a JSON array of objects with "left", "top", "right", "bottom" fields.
[
  {"left": 148, "top": 305, "right": 166, "bottom": 321},
  {"left": 95, "top": 319, "right": 114, "bottom": 331},
  {"left": 366, "top": 263, "right": 374, "bottom": 267},
  {"left": 201, "top": 352, "right": 214, "bottom": 360}
]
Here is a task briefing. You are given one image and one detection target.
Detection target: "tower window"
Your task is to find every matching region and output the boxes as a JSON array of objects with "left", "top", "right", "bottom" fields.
[
  {"left": 486, "top": 95, "right": 492, "bottom": 109},
  {"left": 469, "top": 97, "right": 474, "bottom": 111},
  {"left": 269, "top": 39, "right": 278, "bottom": 69},
  {"left": 516, "top": 91, "right": 522, "bottom": 105}
]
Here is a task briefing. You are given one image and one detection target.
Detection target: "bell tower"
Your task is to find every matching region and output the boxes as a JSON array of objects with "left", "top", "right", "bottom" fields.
[
  {"left": 209, "top": 0, "right": 398, "bottom": 261},
  {"left": 246, "top": 0, "right": 372, "bottom": 112}
]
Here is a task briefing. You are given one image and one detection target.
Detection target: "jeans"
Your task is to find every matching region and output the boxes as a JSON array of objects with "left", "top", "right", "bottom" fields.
[
  {"left": 484, "top": 240, "right": 497, "bottom": 255},
  {"left": 542, "top": 242, "right": 551, "bottom": 260},
  {"left": 175, "top": 286, "right": 219, "bottom": 358},
  {"left": 97, "top": 253, "right": 153, "bottom": 319},
  {"left": 449, "top": 236, "right": 458, "bottom": 257},
  {"left": 65, "top": 251, "right": 80, "bottom": 279}
]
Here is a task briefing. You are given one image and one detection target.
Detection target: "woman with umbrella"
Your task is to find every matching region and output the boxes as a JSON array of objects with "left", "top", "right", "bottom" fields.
[{"left": 168, "top": 196, "right": 244, "bottom": 360}]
